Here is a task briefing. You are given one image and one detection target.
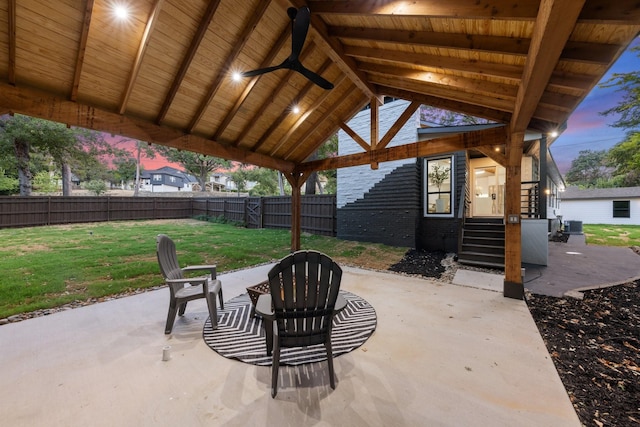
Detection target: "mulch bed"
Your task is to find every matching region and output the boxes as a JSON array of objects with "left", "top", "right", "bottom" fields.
[
  {"left": 388, "top": 249, "right": 446, "bottom": 277},
  {"left": 527, "top": 281, "right": 640, "bottom": 427}
]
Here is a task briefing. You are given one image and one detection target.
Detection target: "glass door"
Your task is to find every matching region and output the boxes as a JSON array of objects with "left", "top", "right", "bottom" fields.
[{"left": 473, "top": 166, "right": 505, "bottom": 217}]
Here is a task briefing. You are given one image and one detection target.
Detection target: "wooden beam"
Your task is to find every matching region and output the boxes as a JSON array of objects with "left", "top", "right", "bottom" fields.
[
  {"left": 285, "top": 85, "right": 367, "bottom": 162},
  {"left": 0, "top": 84, "right": 295, "bottom": 172},
  {"left": 503, "top": 131, "right": 524, "bottom": 299},
  {"left": 475, "top": 146, "right": 507, "bottom": 167},
  {"left": 370, "top": 97, "right": 379, "bottom": 169},
  {"left": 377, "top": 101, "right": 421, "bottom": 150},
  {"left": 329, "top": 26, "right": 617, "bottom": 64},
  {"left": 71, "top": 0, "right": 94, "bottom": 101},
  {"left": 119, "top": 0, "right": 164, "bottom": 114},
  {"left": 270, "top": 74, "right": 347, "bottom": 157},
  {"left": 7, "top": 0, "right": 16, "bottom": 85},
  {"left": 579, "top": 0, "right": 640, "bottom": 24},
  {"left": 234, "top": 45, "right": 317, "bottom": 148},
  {"left": 511, "top": 0, "right": 585, "bottom": 133},
  {"left": 308, "top": 0, "right": 540, "bottom": 20},
  {"left": 188, "top": 0, "right": 272, "bottom": 133},
  {"left": 296, "top": 126, "right": 508, "bottom": 173},
  {"left": 360, "top": 62, "right": 519, "bottom": 99},
  {"left": 370, "top": 75, "right": 515, "bottom": 114},
  {"left": 252, "top": 57, "right": 333, "bottom": 153},
  {"left": 289, "top": 0, "right": 379, "bottom": 101},
  {"left": 212, "top": 26, "right": 290, "bottom": 141},
  {"left": 379, "top": 86, "right": 513, "bottom": 125},
  {"left": 345, "top": 45, "right": 595, "bottom": 92},
  {"left": 339, "top": 122, "right": 369, "bottom": 152},
  {"left": 156, "top": 0, "right": 222, "bottom": 124}
]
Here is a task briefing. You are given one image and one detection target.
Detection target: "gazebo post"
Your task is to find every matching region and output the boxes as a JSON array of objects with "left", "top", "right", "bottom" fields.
[
  {"left": 503, "top": 131, "right": 525, "bottom": 299},
  {"left": 284, "top": 171, "right": 310, "bottom": 252}
]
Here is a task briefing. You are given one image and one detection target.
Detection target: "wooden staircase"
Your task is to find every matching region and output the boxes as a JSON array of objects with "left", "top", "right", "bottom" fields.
[{"left": 457, "top": 217, "right": 505, "bottom": 269}]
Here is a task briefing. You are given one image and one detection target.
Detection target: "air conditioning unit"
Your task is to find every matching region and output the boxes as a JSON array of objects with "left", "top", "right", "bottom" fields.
[{"left": 564, "top": 220, "right": 583, "bottom": 235}]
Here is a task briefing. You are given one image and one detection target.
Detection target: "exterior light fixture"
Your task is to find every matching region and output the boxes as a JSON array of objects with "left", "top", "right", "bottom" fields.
[{"left": 550, "top": 131, "right": 558, "bottom": 138}]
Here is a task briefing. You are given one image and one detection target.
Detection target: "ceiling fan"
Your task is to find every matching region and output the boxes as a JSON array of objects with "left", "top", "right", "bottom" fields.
[{"left": 241, "top": 6, "right": 334, "bottom": 90}]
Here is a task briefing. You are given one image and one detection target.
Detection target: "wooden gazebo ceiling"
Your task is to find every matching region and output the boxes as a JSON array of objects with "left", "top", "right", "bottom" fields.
[{"left": 1, "top": 0, "right": 638, "bottom": 175}]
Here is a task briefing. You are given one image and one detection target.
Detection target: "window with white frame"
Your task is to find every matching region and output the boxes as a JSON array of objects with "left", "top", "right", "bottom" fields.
[
  {"left": 153, "top": 174, "right": 162, "bottom": 181},
  {"left": 424, "top": 157, "right": 453, "bottom": 216}
]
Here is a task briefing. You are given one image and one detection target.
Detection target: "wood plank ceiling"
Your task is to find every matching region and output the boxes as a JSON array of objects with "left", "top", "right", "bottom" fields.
[{"left": 1, "top": 0, "right": 638, "bottom": 176}]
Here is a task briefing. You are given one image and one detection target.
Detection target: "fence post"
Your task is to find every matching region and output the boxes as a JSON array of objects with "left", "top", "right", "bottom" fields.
[{"left": 47, "top": 196, "right": 51, "bottom": 225}]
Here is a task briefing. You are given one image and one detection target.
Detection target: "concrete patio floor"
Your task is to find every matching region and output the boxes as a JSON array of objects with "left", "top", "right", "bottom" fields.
[{"left": 0, "top": 264, "right": 580, "bottom": 426}]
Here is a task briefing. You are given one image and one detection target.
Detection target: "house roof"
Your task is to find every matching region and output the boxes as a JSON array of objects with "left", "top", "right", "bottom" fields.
[
  {"left": 1, "top": 1, "right": 638, "bottom": 175},
  {"left": 562, "top": 186, "right": 640, "bottom": 200},
  {"left": 142, "top": 166, "right": 197, "bottom": 183}
]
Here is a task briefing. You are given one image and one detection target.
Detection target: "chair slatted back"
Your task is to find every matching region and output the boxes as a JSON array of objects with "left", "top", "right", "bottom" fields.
[
  {"left": 156, "top": 234, "right": 183, "bottom": 281},
  {"left": 267, "top": 251, "right": 342, "bottom": 347}
]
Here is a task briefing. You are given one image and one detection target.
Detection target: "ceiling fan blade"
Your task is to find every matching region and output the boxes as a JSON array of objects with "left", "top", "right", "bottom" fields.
[
  {"left": 290, "top": 6, "right": 310, "bottom": 60},
  {"left": 298, "top": 64, "right": 334, "bottom": 90},
  {"left": 241, "top": 64, "right": 284, "bottom": 78}
]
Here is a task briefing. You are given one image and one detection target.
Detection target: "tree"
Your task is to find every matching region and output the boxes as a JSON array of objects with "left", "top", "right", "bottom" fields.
[
  {"left": 600, "top": 45, "right": 640, "bottom": 130},
  {"left": 0, "top": 168, "right": 18, "bottom": 195},
  {"left": 420, "top": 106, "right": 494, "bottom": 126},
  {"left": 606, "top": 133, "right": 640, "bottom": 186},
  {"left": 112, "top": 156, "right": 138, "bottom": 190},
  {"left": 156, "top": 147, "right": 230, "bottom": 190},
  {"left": 564, "top": 150, "right": 610, "bottom": 188},
  {"left": 0, "top": 115, "right": 110, "bottom": 196},
  {"left": 83, "top": 179, "right": 108, "bottom": 195}
]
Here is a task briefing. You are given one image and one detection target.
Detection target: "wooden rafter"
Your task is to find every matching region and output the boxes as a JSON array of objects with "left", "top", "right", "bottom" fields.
[
  {"left": 119, "top": 0, "right": 164, "bottom": 114},
  {"left": 71, "top": 0, "right": 94, "bottom": 101},
  {"left": 212, "top": 26, "right": 290, "bottom": 141},
  {"left": 360, "top": 62, "right": 519, "bottom": 99},
  {"left": 188, "top": 0, "right": 272, "bottom": 133},
  {"left": 511, "top": 0, "right": 586, "bottom": 133},
  {"left": 344, "top": 46, "right": 594, "bottom": 92},
  {"left": 475, "top": 146, "right": 507, "bottom": 167},
  {"left": 308, "top": 0, "right": 540, "bottom": 20},
  {"left": 7, "top": 0, "right": 16, "bottom": 85},
  {"left": 156, "top": 0, "right": 222, "bottom": 124},
  {"left": 329, "top": 26, "right": 617, "bottom": 64},
  {"left": 308, "top": 0, "right": 640, "bottom": 23},
  {"left": 379, "top": 86, "right": 513, "bottom": 125},
  {"left": 285, "top": 85, "right": 363, "bottom": 162},
  {"left": 271, "top": 74, "right": 346, "bottom": 157},
  {"left": 377, "top": 101, "right": 421, "bottom": 150},
  {"left": 250, "top": 55, "right": 333, "bottom": 152},
  {"left": 339, "top": 122, "right": 369, "bottom": 152},
  {"left": 296, "top": 126, "right": 508, "bottom": 173}
]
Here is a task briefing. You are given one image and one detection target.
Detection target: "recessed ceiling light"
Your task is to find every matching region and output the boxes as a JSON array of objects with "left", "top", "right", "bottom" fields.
[
  {"left": 113, "top": 5, "right": 129, "bottom": 20},
  {"left": 292, "top": 105, "right": 301, "bottom": 114},
  {"left": 232, "top": 72, "right": 242, "bottom": 82},
  {"left": 550, "top": 131, "right": 559, "bottom": 138}
]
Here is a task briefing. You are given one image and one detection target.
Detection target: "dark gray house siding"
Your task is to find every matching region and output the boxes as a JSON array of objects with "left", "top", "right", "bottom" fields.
[{"left": 337, "top": 162, "right": 421, "bottom": 247}]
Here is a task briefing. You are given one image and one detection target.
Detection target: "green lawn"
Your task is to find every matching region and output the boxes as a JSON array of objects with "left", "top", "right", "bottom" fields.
[
  {"left": 583, "top": 224, "right": 640, "bottom": 247},
  {"left": 0, "top": 219, "right": 408, "bottom": 318}
]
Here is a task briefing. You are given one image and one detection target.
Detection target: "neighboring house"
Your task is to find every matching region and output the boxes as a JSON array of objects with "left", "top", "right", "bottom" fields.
[
  {"left": 337, "top": 99, "right": 565, "bottom": 266},
  {"left": 139, "top": 166, "right": 196, "bottom": 192},
  {"left": 560, "top": 186, "right": 640, "bottom": 225}
]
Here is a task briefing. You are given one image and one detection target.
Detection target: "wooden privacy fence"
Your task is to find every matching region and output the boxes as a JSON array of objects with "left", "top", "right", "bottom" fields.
[{"left": 0, "top": 195, "right": 337, "bottom": 236}]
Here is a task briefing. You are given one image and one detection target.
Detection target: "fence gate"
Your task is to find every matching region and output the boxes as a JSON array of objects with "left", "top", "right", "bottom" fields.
[{"left": 246, "top": 197, "right": 262, "bottom": 228}]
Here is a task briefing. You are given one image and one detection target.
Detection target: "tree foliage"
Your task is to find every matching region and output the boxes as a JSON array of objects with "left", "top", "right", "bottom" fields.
[
  {"left": 564, "top": 150, "right": 610, "bottom": 188},
  {"left": 606, "top": 133, "right": 640, "bottom": 186},
  {"left": 600, "top": 45, "right": 640, "bottom": 130}
]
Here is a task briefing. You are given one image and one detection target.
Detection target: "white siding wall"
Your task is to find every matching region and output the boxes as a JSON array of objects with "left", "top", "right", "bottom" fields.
[
  {"left": 337, "top": 100, "right": 419, "bottom": 208},
  {"left": 560, "top": 198, "right": 640, "bottom": 225}
]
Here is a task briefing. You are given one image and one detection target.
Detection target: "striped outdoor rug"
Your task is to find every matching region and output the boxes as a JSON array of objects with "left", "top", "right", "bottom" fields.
[{"left": 203, "top": 291, "right": 376, "bottom": 366}]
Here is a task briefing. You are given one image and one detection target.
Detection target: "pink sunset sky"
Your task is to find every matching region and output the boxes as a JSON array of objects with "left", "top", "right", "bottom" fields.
[{"left": 550, "top": 37, "right": 639, "bottom": 174}]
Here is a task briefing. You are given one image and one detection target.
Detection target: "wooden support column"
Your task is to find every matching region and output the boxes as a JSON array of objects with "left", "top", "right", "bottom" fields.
[
  {"left": 504, "top": 131, "right": 525, "bottom": 299},
  {"left": 370, "top": 98, "right": 379, "bottom": 170},
  {"left": 283, "top": 172, "right": 309, "bottom": 252}
]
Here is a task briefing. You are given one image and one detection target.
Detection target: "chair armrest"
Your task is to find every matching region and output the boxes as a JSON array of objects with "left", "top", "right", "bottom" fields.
[
  {"left": 255, "top": 294, "right": 275, "bottom": 321},
  {"left": 334, "top": 294, "right": 347, "bottom": 314},
  {"left": 166, "top": 277, "right": 208, "bottom": 285},
  {"left": 182, "top": 264, "right": 217, "bottom": 279}
]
